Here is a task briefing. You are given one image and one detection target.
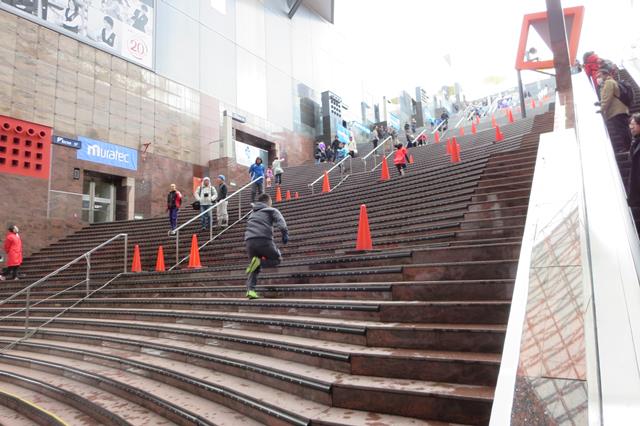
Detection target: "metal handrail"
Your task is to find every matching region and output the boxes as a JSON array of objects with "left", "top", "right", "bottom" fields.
[
  {"left": 454, "top": 105, "right": 475, "bottom": 129},
  {"left": 360, "top": 136, "right": 392, "bottom": 161},
  {"left": 169, "top": 177, "right": 261, "bottom": 263},
  {"left": 0, "top": 233, "right": 128, "bottom": 347},
  {"left": 308, "top": 152, "right": 353, "bottom": 194},
  {"left": 0, "top": 233, "right": 128, "bottom": 307},
  {"left": 169, "top": 211, "right": 252, "bottom": 271},
  {"left": 359, "top": 136, "right": 393, "bottom": 173}
]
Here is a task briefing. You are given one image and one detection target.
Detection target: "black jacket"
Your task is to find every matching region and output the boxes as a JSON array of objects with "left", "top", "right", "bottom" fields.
[
  {"left": 217, "top": 183, "right": 228, "bottom": 201},
  {"left": 244, "top": 202, "right": 287, "bottom": 241}
]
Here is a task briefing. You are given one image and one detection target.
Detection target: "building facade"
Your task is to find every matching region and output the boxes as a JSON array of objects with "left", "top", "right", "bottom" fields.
[{"left": 0, "top": 0, "right": 377, "bottom": 256}]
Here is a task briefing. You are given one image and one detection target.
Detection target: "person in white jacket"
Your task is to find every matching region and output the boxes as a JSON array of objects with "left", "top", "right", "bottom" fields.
[
  {"left": 347, "top": 132, "right": 358, "bottom": 158},
  {"left": 272, "top": 157, "right": 284, "bottom": 185},
  {"left": 194, "top": 177, "right": 217, "bottom": 230}
]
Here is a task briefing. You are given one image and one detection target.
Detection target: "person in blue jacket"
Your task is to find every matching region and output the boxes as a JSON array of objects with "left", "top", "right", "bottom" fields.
[{"left": 249, "top": 157, "right": 265, "bottom": 202}]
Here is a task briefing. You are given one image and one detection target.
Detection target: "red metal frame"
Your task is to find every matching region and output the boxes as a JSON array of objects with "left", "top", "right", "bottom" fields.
[{"left": 515, "top": 6, "right": 584, "bottom": 71}]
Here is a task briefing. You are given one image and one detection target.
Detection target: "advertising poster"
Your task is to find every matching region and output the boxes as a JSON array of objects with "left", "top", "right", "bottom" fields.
[
  {"left": 234, "top": 141, "right": 268, "bottom": 168},
  {"left": 0, "top": 0, "right": 154, "bottom": 68}
]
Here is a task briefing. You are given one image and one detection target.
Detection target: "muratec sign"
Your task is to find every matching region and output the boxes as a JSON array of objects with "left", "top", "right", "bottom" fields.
[{"left": 77, "top": 137, "right": 138, "bottom": 171}]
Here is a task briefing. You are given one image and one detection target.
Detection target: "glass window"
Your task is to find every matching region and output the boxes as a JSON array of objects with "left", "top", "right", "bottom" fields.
[
  {"left": 235, "top": 0, "right": 265, "bottom": 59},
  {"left": 266, "top": 64, "right": 293, "bottom": 130},
  {"left": 200, "top": 26, "right": 236, "bottom": 105},
  {"left": 155, "top": 1, "right": 200, "bottom": 90},
  {"left": 236, "top": 47, "right": 267, "bottom": 119}
]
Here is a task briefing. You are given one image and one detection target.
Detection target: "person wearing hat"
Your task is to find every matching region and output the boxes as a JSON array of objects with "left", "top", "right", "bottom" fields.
[
  {"left": 598, "top": 67, "right": 631, "bottom": 153},
  {"left": 1, "top": 225, "right": 22, "bottom": 281},
  {"left": 194, "top": 177, "right": 217, "bottom": 230},
  {"left": 215, "top": 175, "right": 228, "bottom": 227}
]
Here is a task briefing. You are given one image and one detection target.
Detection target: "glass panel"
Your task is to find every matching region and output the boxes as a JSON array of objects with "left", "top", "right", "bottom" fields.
[
  {"left": 92, "top": 200, "right": 112, "bottom": 223},
  {"left": 93, "top": 179, "right": 113, "bottom": 199},
  {"left": 236, "top": 47, "right": 267, "bottom": 119},
  {"left": 155, "top": 1, "right": 200, "bottom": 90},
  {"left": 235, "top": 0, "right": 265, "bottom": 59}
]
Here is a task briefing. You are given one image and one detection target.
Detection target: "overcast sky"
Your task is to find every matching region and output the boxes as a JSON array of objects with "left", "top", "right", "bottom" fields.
[{"left": 334, "top": 0, "right": 639, "bottom": 99}]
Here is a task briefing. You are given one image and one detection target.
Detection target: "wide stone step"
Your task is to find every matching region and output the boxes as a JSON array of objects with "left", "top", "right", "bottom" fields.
[
  {"left": 1, "top": 341, "right": 486, "bottom": 424},
  {"left": 0, "top": 315, "right": 506, "bottom": 352}
]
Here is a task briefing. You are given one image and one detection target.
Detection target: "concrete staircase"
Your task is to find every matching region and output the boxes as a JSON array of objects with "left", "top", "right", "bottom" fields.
[{"left": 0, "top": 108, "right": 555, "bottom": 425}]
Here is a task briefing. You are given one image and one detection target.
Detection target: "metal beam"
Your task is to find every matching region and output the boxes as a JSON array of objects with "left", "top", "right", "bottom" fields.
[{"left": 288, "top": 0, "right": 304, "bottom": 19}]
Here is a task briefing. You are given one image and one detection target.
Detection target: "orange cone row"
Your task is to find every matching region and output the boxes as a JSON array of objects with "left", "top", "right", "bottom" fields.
[
  {"left": 131, "top": 234, "right": 203, "bottom": 273},
  {"left": 276, "top": 186, "right": 300, "bottom": 202}
]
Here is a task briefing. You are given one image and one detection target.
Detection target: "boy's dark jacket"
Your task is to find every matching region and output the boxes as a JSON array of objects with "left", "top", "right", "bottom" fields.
[{"left": 244, "top": 202, "right": 288, "bottom": 240}]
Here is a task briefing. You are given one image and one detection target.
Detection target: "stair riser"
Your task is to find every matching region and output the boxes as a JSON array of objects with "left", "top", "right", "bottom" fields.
[
  {"left": 392, "top": 282, "right": 514, "bottom": 301},
  {"left": 351, "top": 354, "right": 499, "bottom": 386},
  {"left": 366, "top": 328, "right": 505, "bottom": 352},
  {"left": 411, "top": 244, "right": 520, "bottom": 264},
  {"left": 407, "top": 259, "right": 517, "bottom": 280},
  {"left": 332, "top": 386, "right": 490, "bottom": 425}
]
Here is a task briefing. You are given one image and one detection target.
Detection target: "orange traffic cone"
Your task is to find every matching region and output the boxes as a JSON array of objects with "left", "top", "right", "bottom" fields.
[
  {"left": 446, "top": 138, "right": 451, "bottom": 154},
  {"left": 453, "top": 142, "right": 461, "bottom": 163},
  {"left": 471, "top": 122, "right": 477, "bottom": 134},
  {"left": 459, "top": 127, "right": 464, "bottom": 136},
  {"left": 435, "top": 132, "right": 440, "bottom": 143},
  {"left": 495, "top": 125, "right": 504, "bottom": 142},
  {"left": 295, "top": 192, "right": 299, "bottom": 199},
  {"left": 285, "top": 190, "right": 291, "bottom": 201},
  {"left": 380, "top": 156, "right": 390, "bottom": 181},
  {"left": 491, "top": 115, "right": 497, "bottom": 128},
  {"left": 475, "top": 116, "right": 480, "bottom": 125},
  {"left": 409, "top": 154, "right": 414, "bottom": 164},
  {"left": 355, "top": 204, "right": 373, "bottom": 251},
  {"left": 531, "top": 99, "right": 536, "bottom": 109},
  {"left": 131, "top": 244, "right": 142, "bottom": 273},
  {"left": 275, "top": 186, "right": 282, "bottom": 202},
  {"left": 188, "top": 234, "right": 202, "bottom": 269},
  {"left": 507, "top": 109, "right": 514, "bottom": 123},
  {"left": 155, "top": 245, "right": 166, "bottom": 272},
  {"left": 321, "top": 171, "right": 331, "bottom": 193}
]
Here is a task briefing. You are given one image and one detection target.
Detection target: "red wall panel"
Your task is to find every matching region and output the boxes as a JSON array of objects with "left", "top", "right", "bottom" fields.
[{"left": 0, "top": 115, "right": 51, "bottom": 180}]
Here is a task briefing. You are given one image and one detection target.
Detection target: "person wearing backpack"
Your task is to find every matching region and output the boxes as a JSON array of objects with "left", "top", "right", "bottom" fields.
[{"left": 598, "top": 67, "right": 631, "bottom": 153}]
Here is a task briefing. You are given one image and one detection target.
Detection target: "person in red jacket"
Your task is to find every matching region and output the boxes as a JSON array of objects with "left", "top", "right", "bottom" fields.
[
  {"left": 583, "top": 51, "right": 601, "bottom": 92},
  {"left": 393, "top": 143, "right": 409, "bottom": 176},
  {"left": 167, "top": 184, "right": 182, "bottom": 231},
  {"left": 1, "top": 225, "right": 22, "bottom": 281}
]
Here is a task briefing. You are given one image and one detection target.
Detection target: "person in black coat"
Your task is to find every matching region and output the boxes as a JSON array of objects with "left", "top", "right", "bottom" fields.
[{"left": 628, "top": 113, "right": 640, "bottom": 206}]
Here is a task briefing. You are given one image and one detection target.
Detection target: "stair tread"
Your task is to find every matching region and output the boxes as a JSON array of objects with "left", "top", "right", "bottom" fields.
[{"left": 5, "top": 348, "right": 453, "bottom": 425}]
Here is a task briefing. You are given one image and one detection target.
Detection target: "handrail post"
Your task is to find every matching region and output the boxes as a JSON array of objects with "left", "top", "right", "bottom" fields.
[
  {"left": 85, "top": 253, "right": 91, "bottom": 296},
  {"left": 175, "top": 230, "right": 179, "bottom": 264},
  {"left": 123, "top": 234, "right": 128, "bottom": 274},
  {"left": 238, "top": 191, "right": 242, "bottom": 220},
  {"left": 209, "top": 207, "right": 213, "bottom": 241},
  {"left": 24, "top": 288, "right": 30, "bottom": 334}
]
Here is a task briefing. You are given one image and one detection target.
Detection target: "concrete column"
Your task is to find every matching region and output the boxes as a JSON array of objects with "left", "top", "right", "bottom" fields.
[{"left": 546, "top": 0, "right": 575, "bottom": 127}]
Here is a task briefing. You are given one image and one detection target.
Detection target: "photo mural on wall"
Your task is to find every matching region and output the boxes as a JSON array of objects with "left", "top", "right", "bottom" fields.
[{"left": 0, "top": 0, "right": 154, "bottom": 68}]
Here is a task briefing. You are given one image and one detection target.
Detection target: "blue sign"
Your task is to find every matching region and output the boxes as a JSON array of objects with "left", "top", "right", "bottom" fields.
[
  {"left": 77, "top": 137, "right": 138, "bottom": 171},
  {"left": 336, "top": 124, "right": 349, "bottom": 144},
  {"left": 352, "top": 122, "right": 371, "bottom": 134},
  {"left": 52, "top": 135, "right": 82, "bottom": 149},
  {"left": 388, "top": 113, "right": 401, "bottom": 131}
]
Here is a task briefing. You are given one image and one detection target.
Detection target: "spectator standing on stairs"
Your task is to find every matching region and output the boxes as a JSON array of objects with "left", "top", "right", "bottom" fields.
[
  {"left": 244, "top": 193, "right": 288, "bottom": 300},
  {"left": 598, "top": 67, "right": 631, "bottom": 153},
  {"left": 347, "top": 135, "right": 358, "bottom": 158},
  {"left": 371, "top": 125, "right": 379, "bottom": 151},
  {"left": 331, "top": 136, "right": 341, "bottom": 163},
  {"left": 314, "top": 142, "right": 326, "bottom": 164},
  {"left": 216, "top": 175, "right": 229, "bottom": 227},
  {"left": 0, "top": 225, "right": 22, "bottom": 281},
  {"left": 167, "top": 184, "right": 182, "bottom": 231},
  {"left": 249, "top": 157, "right": 265, "bottom": 202},
  {"left": 272, "top": 157, "right": 284, "bottom": 185},
  {"left": 628, "top": 114, "right": 640, "bottom": 206},
  {"left": 265, "top": 167, "right": 273, "bottom": 188},
  {"left": 194, "top": 177, "right": 217, "bottom": 230}
]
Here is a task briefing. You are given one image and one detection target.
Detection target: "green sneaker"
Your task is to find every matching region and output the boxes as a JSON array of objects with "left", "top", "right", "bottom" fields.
[
  {"left": 246, "top": 290, "right": 260, "bottom": 300},
  {"left": 245, "top": 256, "right": 261, "bottom": 274}
]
